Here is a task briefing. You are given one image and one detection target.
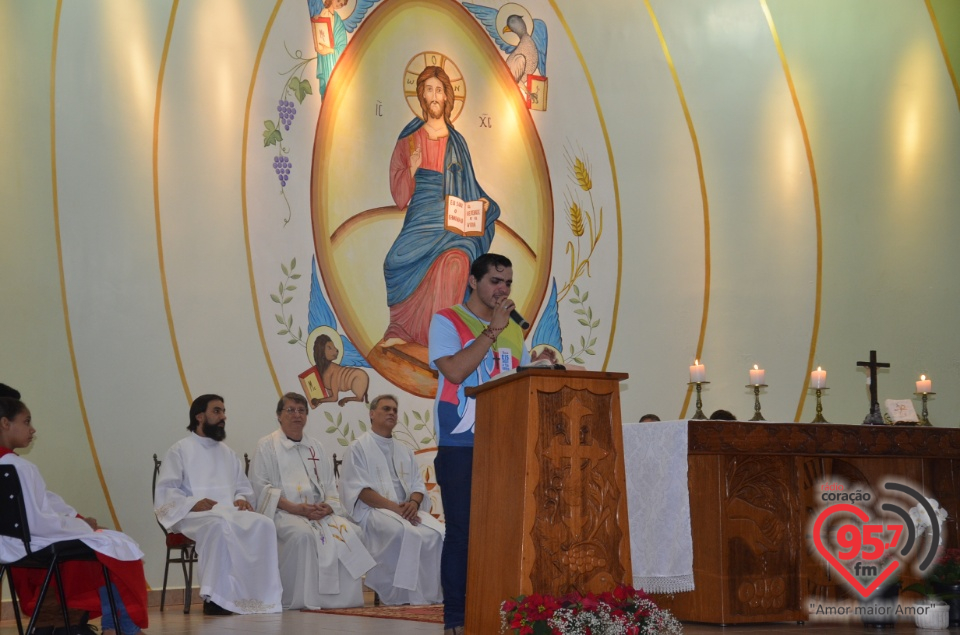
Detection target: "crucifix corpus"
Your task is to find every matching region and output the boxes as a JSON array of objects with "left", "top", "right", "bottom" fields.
[{"left": 857, "top": 349, "right": 890, "bottom": 425}]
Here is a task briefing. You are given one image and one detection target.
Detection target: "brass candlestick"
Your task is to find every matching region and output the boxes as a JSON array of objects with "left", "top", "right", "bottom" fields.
[
  {"left": 915, "top": 391, "right": 935, "bottom": 426},
  {"left": 688, "top": 381, "right": 710, "bottom": 420},
  {"left": 747, "top": 384, "right": 768, "bottom": 421},
  {"left": 810, "top": 387, "right": 828, "bottom": 423}
]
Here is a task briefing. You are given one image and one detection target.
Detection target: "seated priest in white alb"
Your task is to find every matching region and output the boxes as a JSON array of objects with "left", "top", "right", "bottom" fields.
[
  {"left": 250, "top": 392, "right": 375, "bottom": 610},
  {"left": 154, "top": 394, "right": 282, "bottom": 615},
  {"left": 339, "top": 394, "right": 444, "bottom": 605}
]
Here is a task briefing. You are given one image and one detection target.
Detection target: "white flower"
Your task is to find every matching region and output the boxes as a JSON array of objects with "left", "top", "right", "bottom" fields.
[{"left": 909, "top": 497, "right": 949, "bottom": 546}]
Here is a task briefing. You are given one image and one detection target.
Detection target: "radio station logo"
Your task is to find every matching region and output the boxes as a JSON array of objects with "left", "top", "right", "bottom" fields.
[{"left": 811, "top": 480, "right": 945, "bottom": 600}]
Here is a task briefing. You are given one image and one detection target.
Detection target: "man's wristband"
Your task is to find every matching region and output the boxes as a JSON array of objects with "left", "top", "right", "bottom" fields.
[{"left": 410, "top": 498, "right": 421, "bottom": 509}]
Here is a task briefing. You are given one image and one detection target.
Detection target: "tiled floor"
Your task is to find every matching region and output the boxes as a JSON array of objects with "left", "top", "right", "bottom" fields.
[{"left": 3, "top": 603, "right": 959, "bottom": 635}]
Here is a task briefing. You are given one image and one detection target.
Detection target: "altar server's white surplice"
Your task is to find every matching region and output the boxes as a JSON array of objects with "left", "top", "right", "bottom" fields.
[
  {"left": 250, "top": 429, "right": 375, "bottom": 609},
  {"left": 154, "top": 434, "right": 282, "bottom": 614},
  {"left": 340, "top": 431, "right": 444, "bottom": 605}
]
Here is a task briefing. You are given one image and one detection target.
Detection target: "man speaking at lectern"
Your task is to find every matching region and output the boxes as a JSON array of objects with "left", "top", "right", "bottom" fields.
[{"left": 428, "top": 252, "right": 529, "bottom": 634}]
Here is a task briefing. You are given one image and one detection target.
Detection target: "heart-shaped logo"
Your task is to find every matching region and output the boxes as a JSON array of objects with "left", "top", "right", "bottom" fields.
[{"left": 812, "top": 503, "right": 900, "bottom": 599}]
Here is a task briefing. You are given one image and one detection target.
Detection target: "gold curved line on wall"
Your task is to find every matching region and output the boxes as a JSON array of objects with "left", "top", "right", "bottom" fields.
[
  {"left": 241, "top": 0, "right": 285, "bottom": 398},
  {"left": 642, "top": 1, "right": 711, "bottom": 419},
  {"left": 760, "top": 0, "right": 823, "bottom": 422},
  {"left": 49, "top": 0, "right": 123, "bottom": 530},
  {"left": 548, "top": 0, "right": 623, "bottom": 372},
  {"left": 926, "top": 0, "right": 960, "bottom": 112},
  {"left": 154, "top": 1, "right": 191, "bottom": 406}
]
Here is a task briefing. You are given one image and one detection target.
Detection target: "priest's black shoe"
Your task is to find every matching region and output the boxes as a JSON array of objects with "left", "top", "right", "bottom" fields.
[{"left": 202, "top": 600, "right": 233, "bottom": 616}]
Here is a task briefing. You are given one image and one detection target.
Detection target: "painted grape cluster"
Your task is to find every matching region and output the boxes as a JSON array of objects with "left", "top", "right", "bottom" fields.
[
  {"left": 273, "top": 155, "right": 292, "bottom": 187},
  {"left": 277, "top": 98, "right": 297, "bottom": 131}
]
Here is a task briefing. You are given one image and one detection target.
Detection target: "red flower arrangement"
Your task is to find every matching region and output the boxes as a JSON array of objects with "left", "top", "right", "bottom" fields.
[{"left": 500, "top": 584, "right": 682, "bottom": 634}]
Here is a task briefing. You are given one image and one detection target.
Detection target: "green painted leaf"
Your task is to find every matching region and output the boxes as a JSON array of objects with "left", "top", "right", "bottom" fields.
[
  {"left": 291, "top": 257, "right": 297, "bottom": 269},
  {"left": 275, "top": 314, "right": 285, "bottom": 324},
  {"left": 412, "top": 410, "right": 423, "bottom": 421},
  {"left": 586, "top": 349, "right": 595, "bottom": 355},
  {"left": 298, "top": 79, "right": 313, "bottom": 102},
  {"left": 286, "top": 284, "right": 297, "bottom": 291},
  {"left": 580, "top": 336, "right": 586, "bottom": 347},
  {"left": 421, "top": 437, "right": 432, "bottom": 444},
  {"left": 414, "top": 423, "right": 425, "bottom": 430},
  {"left": 337, "top": 413, "right": 342, "bottom": 424},
  {"left": 578, "top": 318, "right": 589, "bottom": 326},
  {"left": 324, "top": 412, "right": 334, "bottom": 422},
  {"left": 582, "top": 291, "right": 589, "bottom": 302},
  {"left": 587, "top": 306, "right": 593, "bottom": 319},
  {"left": 574, "top": 309, "right": 586, "bottom": 315},
  {"left": 591, "top": 320, "right": 599, "bottom": 328},
  {"left": 270, "top": 294, "right": 281, "bottom": 303},
  {"left": 350, "top": 431, "right": 356, "bottom": 441},
  {"left": 325, "top": 425, "right": 337, "bottom": 433},
  {"left": 343, "top": 423, "right": 350, "bottom": 436},
  {"left": 574, "top": 357, "right": 585, "bottom": 364},
  {"left": 277, "top": 329, "right": 287, "bottom": 335},
  {"left": 291, "top": 273, "right": 301, "bottom": 280},
  {"left": 287, "top": 338, "right": 298, "bottom": 344},
  {"left": 297, "top": 327, "right": 302, "bottom": 338},
  {"left": 281, "top": 263, "right": 289, "bottom": 276},
  {"left": 282, "top": 297, "right": 292, "bottom": 304},
  {"left": 338, "top": 438, "right": 349, "bottom": 447},
  {"left": 263, "top": 125, "right": 281, "bottom": 146},
  {"left": 287, "top": 77, "right": 301, "bottom": 92},
  {"left": 573, "top": 285, "right": 580, "bottom": 296},
  {"left": 589, "top": 338, "right": 597, "bottom": 347},
  {"left": 360, "top": 421, "right": 367, "bottom": 431}
]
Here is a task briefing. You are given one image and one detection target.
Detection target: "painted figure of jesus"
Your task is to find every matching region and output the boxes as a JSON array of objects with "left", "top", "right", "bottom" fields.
[{"left": 381, "top": 65, "right": 500, "bottom": 348}]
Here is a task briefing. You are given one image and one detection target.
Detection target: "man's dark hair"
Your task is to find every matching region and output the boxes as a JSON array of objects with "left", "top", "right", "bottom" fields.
[
  {"left": 0, "top": 383, "right": 21, "bottom": 400},
  {"left": 276, "top": 392, "right": 308, "bottom": 415},
  {"left": 0, "top": 398, "right": 27, "bottom": 421},
  {"left": 470, "top": 253, "right": 512, "bottom": 282},
  {"left": 639, "top": 413, "right": 660, "bottom": 422},
  {"left": 709, "top": 409, "right": 736, "bottom": 421},
  {"left": 189, "top": 394, "right": 224, "bottom": 431}
]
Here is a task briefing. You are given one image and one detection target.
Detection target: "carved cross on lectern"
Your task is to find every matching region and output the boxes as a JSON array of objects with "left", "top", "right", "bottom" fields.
[{"left": 857, "top": 349, "right": 890, "bottom": 425}]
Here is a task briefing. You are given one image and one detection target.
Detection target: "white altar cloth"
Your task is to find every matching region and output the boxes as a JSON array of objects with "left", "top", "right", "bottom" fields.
[{"left": 623, "top": 419, "right": 695, "bottom": 593}]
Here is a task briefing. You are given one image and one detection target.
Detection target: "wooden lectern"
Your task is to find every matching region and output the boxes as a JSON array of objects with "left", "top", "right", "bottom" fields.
[{"left": 463, "top": 369, "right": 631, "bottom": 634}]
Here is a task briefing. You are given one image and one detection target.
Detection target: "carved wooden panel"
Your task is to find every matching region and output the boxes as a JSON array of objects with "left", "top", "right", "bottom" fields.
[
  {"left": 530, "top": 386, "right": 625, "bottom": 595},
  {"left": 721, "top": 455, "right": 801, "bottom": 617},
  {"left": 689, "top": 421, "right": 960, "bottom": 457},
  {"left": 653, "top": 421, "right": 960, "bottom": 625}
]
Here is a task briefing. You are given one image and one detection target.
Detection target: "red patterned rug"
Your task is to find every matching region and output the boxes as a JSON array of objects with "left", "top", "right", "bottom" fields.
[{"left": 302, "top": 603, "right": 444, "bottom": 623}]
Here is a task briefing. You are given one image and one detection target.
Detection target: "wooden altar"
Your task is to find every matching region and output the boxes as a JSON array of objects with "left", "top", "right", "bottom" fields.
[
  {"left": 651, "top": 420, "right": 960, "bottom": 625},
  {"left": 463, "top": 370, "right": 631, "bottom": 635}
]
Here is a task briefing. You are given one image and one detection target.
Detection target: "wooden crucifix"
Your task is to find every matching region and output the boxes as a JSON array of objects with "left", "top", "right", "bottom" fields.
[{"left": 857, "top": 349, "right": 890, "bottom": 425}]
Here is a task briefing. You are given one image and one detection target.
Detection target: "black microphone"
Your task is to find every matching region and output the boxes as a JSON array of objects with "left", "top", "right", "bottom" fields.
[{"left": 510, "top": 309, "right": 530, "bottom": 330}]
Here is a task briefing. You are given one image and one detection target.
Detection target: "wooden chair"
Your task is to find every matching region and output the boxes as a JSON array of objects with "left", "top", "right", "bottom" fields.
[
  {"left": 333, "top": 452, "right": 343, "bottom": 479},
  {"left": 152, "top": 453, "right": 197, "bottom": 614},
  {"left": 0, "top": 463, "right": 121, "bottom": 635}
]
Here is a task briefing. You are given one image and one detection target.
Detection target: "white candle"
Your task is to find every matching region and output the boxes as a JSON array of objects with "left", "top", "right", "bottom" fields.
[
  {"left": 916, "top": 375, "right": 932, "bottom": 394},
  {"left": 749, "top": 364, "right": 765, "bottom": 385},
  {"left": 689, "top": 360, "right": 706, "bottom": 382},
  {"left": 811, "top": 366, "right": 826, "bottom": 389}
]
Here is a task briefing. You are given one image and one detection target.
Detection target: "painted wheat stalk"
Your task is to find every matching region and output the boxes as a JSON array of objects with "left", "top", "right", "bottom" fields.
[{"left": 559, "top": 147, "right": 603, "bottom": 302}]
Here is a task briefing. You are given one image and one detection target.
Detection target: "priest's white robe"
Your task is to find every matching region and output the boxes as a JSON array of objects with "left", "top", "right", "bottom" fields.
[
  {"left": 154, "top": 434, "right": 282, "bottom": 614},
  {"left": 250, "top": 429, "right": 375, "bottom": 609},
  {"left": 339, "top": 431, "right": 444, "bottom": 605}
]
